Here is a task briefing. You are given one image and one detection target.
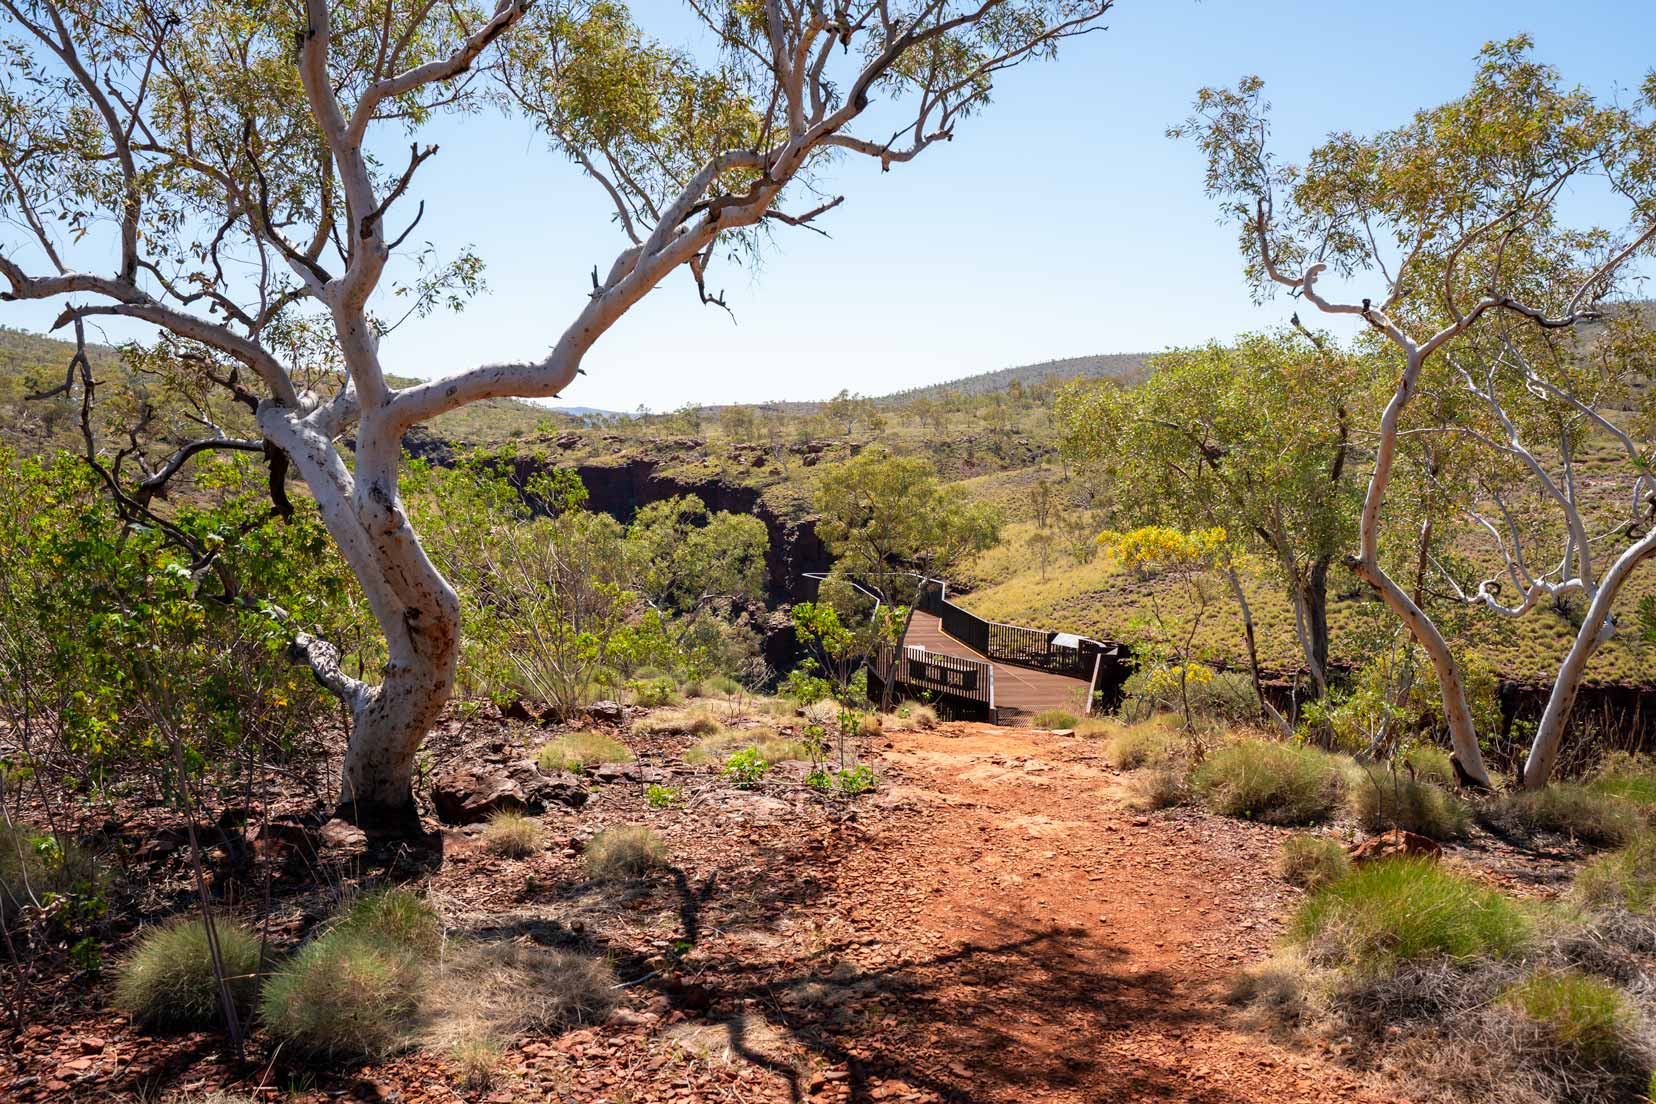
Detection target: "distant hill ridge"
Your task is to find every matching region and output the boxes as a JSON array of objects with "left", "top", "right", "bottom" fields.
[{"left": 874, "top": 352, "right": 1149, "bottom": 403}]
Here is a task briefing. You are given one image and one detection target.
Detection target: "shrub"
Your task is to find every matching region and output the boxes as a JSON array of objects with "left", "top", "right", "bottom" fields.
[
  {"left": 334, "top": 887, "right": 442, "bottom": 955},
  {"left": 1104, "top": 720, "right": 1184, "bottom": 770},
  {"left": 1399, "top": 742, "right": 1455, "bottom": 787},
  {"left": 1574, "top": 834, "right": 1656, "bottom": 913},
  {"left": 1186, "top": 670, "right": 1259, "bottom": 724},
  {"left": 1278, "top": 836, "right": 1351, "bottom": 891},
  {"left": 483, "top": 811, "right": 544, "bottom": 858},
  {"left": 113, "top": 917, "right": 263, "bottom": 1028},
  {"left": 628, "top": 677, "right": 680, "bottom": 707},
  {"left": 631, "top": 706, "right": 722, "bottom": 738},
  {"left": 1032, "top": 709, "right": 1079, "bottom": 730},
  {"left": 1290, "top": 858, "right": 1532, "bottom": 969},
  {"left": 1480, "top": 784, "right": 1641, "bottom": 849},
  {"left": 855, "top": 713, "right": 883, "bottom": 737},
  {"left": 584, "top": 826, "right": 667, "bottom": 881},
  {"left": 1193, "top": 740, "right": 1346, "bottom": 825},
  {"left": 1503, "top": 969, "right": 1639, "bottom": 1068},
  {"left": 535, "top": 730, "right": 633, "bottom": 773},
  {"left": 259, "top": 931, "right": 421, "bottom": 1059},
  {"left": 645, "top": 783, "right": 682, "bottom": 808},
  {"left": 1349, "top": 771, "right": 1470, "bottom": 840},
  {"left": 722, "top": 747, "right": 768, "bottom": 788},
  {"left": 0, "top": 823, "right": 99, "bottom": 921}
]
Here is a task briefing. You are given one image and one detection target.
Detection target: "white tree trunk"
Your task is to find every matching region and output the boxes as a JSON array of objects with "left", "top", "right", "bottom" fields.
[
  {"left": 262, "top": 404, "right": 462, "bottom": 822},
  {"left": 1350, "top": 346, "right": 1492, "bottom": 788},
  {"left": 1521, "top": 528, "right": 1656, "bottom": 788}
]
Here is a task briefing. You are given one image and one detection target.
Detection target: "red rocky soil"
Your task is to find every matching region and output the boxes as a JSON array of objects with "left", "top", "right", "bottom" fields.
[{"left": 3, "top": 717, "right": 1406, "bottom": 1104}]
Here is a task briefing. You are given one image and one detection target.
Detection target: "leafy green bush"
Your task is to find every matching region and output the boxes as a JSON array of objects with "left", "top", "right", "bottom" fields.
[
  {"left": 1032, "top": 709, "right": 1079, "bottom": 730},
  {"left": 1278, "top": 836, "right": 1351, "bottom": 891},
  {"left": 482, "top": 811, "right": 544, "bottom": 858},
  {"left": 645, "top": 783, "right": 682, "bottom": 808},
  {"left": 1574, "top": 833, "right": 1656, "bottom": 913},
  {"left": 722, "top": 747, "right": 768, "bottom": 788},
  {"left": 627, "top": 677, "right": 679, "bottom": 707},
  {"left": 584, "top": 826, "right": 667, "bottom": 881},
  {"left": 114, "top": 917, "right": 263, "bottom": 1028},
  {"left": 535, "top": 730, "right": 633, "bottom": 773},
  {"left": 259, "top": 931, "right": 421, "bottom": 1059},
  {"left": 1193, "top": 740, "right": 1346, "bottom": 825},
  {"left": 0, "top": 823, "right": 100, "bottom": 922},
  {"left": 1349, "top": 771, "right": 1470, "bottom": 840},
  {"left": 1503, "top": 969, "right": 1638, "bottom": 1067},
  {"left": 1480, "top": 784, "right": 1640, "bottom": 849},
  {"left": 1290, "top": 858, "right": 1532, "bottom": 969}
]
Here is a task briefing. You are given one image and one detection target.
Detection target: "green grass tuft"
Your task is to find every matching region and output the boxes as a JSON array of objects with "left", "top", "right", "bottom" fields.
[
  {"left": 1192, "top": 739, "right": 1346, "bottom": 825},
  {"left": 1399, "top": 743, "right": 1455, "bottom": 787},
  {"left": 536, "top": 730, "right": 633, "bottom": 773},
  {"left": 334, "top": 886, "right": 441, "bottom": 955},
  {"left": 1574, "top": 833, "right": 1656, "bottom": 913},
  {"left": 1290, "top": 858, "right": 1532, "bottom": 969},
  {"left": 584, "top": 825, "right": 667, "bottom": 881},
  {"left": 1589, "top": 752, "right": 1656, "bottom": 807},
  {"left": 1480, "top": 783, "right": 1641, "bottom": 849},
  {"left": 1031, "top": 709, "right": 1079, "bottom": 730},
  {"left": 1349, "top": 771, "right": 1470, "bottom": 840},
  {"left": 1278, "top": 836, "right": 1351, "bottom": 891},
  {"left": 259, "top": 931, "right": 421, "bottom": 1060},
  {"left": 482, "top": 811, "right": 545, "bottom": 858},
  {"left": 113, "top": 917, "right": 262, "bottom": 1028},
  {"left": 1503, "top": 968, "right": 1637, "bottom": 1067},
  {"left": 1103, "top": 719, "right": 1185, "bottom": 770}
]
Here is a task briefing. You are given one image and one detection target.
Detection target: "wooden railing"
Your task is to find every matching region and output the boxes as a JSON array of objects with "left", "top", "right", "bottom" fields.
[
  {"left": 915, "top": 576, "right": 1117, "bottom": 681},
  {"left": 871, "top": 643, "right": 995, "bottom": 715}
]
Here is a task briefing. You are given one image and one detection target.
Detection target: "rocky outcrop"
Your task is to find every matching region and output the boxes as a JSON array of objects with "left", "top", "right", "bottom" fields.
[{"left": 429, "top": 761, "right": 588, "bottom": 824}]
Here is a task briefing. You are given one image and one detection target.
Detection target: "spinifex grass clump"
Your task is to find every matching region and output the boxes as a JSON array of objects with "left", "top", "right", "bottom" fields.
[
  {"left": 1480, "top": 784, "right": 1641, "bottom": 849},
  {"left": 535, "top": 730, "right": 633, "bottom": 773},
  {"left": 259, "top": 887, "right": 440, "bottom": 1060},
  {"left": 584, "top": 825, "right": 667, "bottom": 881},
  {"left": 114, "top": 917, "right": 263, "bottom": 1028},
  {"left": 1103, "top": 719, "right": 1185, "bottom": 770},
  {"left": 1574, "top": 833, "right": 1656, "bottom": 913},
  {"left": 1289, "top": 858, "right": 1532, "bottom": 970},
  {"left": 1193, "top": 739, "right": 1346, "bottom": 825},
  {"left": 483, "top": 811, "right": 545, "bottom": 858},
  {"left": 1350, "top": 771, "right": 1470, "bottom": 841},
  {"left": 1278, "top": 836, "right": 1351, "bottom": 892},
  {"left": 1503, "top": 969, "right": 1640, "bottom": 1068}
]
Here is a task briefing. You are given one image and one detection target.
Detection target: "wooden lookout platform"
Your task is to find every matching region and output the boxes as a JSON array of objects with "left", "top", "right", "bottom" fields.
[{"left": 900, "top": 610, "right": 1095, "bottom": 725}]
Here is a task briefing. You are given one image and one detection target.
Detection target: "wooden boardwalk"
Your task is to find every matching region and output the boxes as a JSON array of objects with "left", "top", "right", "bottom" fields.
[{"left": 902, "top": 610, "right": 1092, "bottom": 725}]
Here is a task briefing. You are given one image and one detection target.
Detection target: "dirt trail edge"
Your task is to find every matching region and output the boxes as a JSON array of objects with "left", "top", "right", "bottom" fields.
[{"left": 802, "top": 722, "right": 1402, "bottom": 1104}]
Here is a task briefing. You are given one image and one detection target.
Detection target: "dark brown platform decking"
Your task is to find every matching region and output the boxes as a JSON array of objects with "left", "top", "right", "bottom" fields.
[{"left": 902, "top": 610, "right": 1092, "bottom": 724}]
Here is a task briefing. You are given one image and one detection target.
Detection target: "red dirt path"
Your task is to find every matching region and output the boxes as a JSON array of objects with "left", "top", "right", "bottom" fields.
[{"left": 807, "top": 722, "right": 1402, "bottom": 1104}]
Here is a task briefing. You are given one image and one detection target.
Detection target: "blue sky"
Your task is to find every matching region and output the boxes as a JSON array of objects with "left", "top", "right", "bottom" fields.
[{"left": 8, "top": 0, "right": 1652, "bottom": 412}]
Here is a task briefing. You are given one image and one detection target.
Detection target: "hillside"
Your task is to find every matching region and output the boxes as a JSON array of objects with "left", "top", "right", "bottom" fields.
[
  {"left": 875, "top": 351, "right": 1149, "bottom": 403},
  {"left": 0, "top": 327, "right": 572, "bottom": 449}
]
